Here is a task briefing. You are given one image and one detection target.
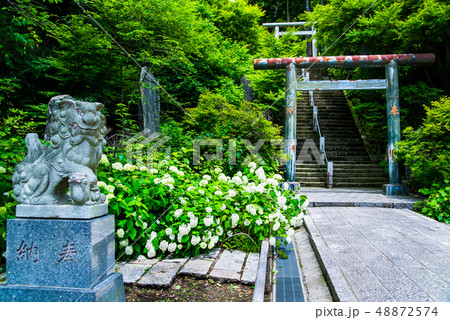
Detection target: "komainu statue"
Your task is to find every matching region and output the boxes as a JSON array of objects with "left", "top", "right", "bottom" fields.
[{"left": 12, "top": 95, "right": 108, "bottom": 205}]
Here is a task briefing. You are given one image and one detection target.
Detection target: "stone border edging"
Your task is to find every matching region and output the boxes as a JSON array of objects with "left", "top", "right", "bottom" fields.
[
  {"left": 252, "top": 239, "right": 269, "bottom": 302},
  {"left": 303, "top": 215, "right": 357, "bottom": 302}
]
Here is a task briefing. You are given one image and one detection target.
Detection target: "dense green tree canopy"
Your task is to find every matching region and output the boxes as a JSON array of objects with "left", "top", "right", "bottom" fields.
[{"left": 307, "top": 0, "right": 450, "bottom": 92}]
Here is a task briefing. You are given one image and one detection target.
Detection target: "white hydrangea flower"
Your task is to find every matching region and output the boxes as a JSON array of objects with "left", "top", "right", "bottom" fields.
[
  {"left": 255, "top": 167, "right": 266, "bottom": 182},
  {"left": 218, "top": 173, "right": 227, "bottom": 182},
  {"left": 106, "top": 193, "right": 115, "bottom": 201},
  {"left": 246, "top": 204, "right": 256, "bottom": 215},
  {"left": 191, "top": 235, "right": 201, "bottom": 246},
  {"left": 97, "top": 181, "right": 106, "bottom": 188},
  {"left": 231, "top": 213, "right": 239, "bottom": 228},
  {"left": 169, "top": 166, "right": 178, "bottom": 173},
  {"left": 248, "top": 162, "right": 257, "bottom": 169},
  {"left": 202, "top": 174, "right": 212, "bottom": 181},
  {"left": 172, "top": 208, "right": 182, "bottom": 218},
  {"left": 287, "top": 228, "right": 295, "bottom": 237},
  {"left": 125, "top": 245, "right": 133, "bottom": 255},
  {"left": 116, "top": 228, "right": 125, "bottom": 238},
  {"left": 286, "top": 235, "right": 292, "bottom": 243},
  {"left": 99, "top": 154, "right": 109, "bottom": 165},
  {"left": 250, "top": 168, "right": 255, "bottom": 174},
  {"left": 199, "top": 189, "right": 205, "bottom": 195},
  {"left": 220, "top": 204, "right": 226, "bottom": 211},
  {"left": 119, "top": 239, "right": 128, "bottom": 247},
  {"left": 159, "top": 240, "right": 169, "bottom": 252},
  {"left": 150, "top": 168, "right": 158, "bottom": 174},
  {"left": 168, "top": 242, "right": 177, "bottom": 253},
  {"left": 177, "top": 244, "right": 183, "bottom": 250},
  {"left": 139, "top": 166, "right": 149, "bottom": 172},
  {"left": 227, "top": 230, "right": 233, "bottom": 237},
  {"left": 214, "top": 167, "right": 222, "bottom": 173},
  {"left": 187, "top": 185, "right": 195, "bottom": 192},
  {"left": 189, "top": 216, "right": 198, "bottom": 228},
  {"left": 179, "top": 197, "right": 187, "bottom": 206},
  {"left": 203, "top": 215, "right": 214, "bottom": 227},
  {"left": 300, "top": 199, "right": 310, "bottom": 209},
  {"left": 123, "top": 163, "right": 134, "bottom": 171},
  {"left": 216, "top": 226, "right": 223, "bottom": 236},
  {"left": 112, "top": 162, "right": 123, "bottom": 171},
  {"left": 236, "top": 171, "right": 242, "bottom": 177},
  {"left": 105, "top": 185, "right": 115, "bottom": 193},
  {"left": 200, "top": 242, "right": 207, "bottom": 249},
  {"left": 165, "top": 227, "right": 173, "bottom": 236},
  {"left": 269, "top": 237, "right": 276, "bottom": 246},
  {"left": 273, "top": 221, "right": 280, "bottom": 231},
  {"left": 232, "top": 176, "right": 243, "bottom": 185},
  {"left": 208, "top": 241, "right": 215, "bottom": 249},
  {"left": 142, "top": 222, "right": 148, "bottom": 229},
  {"left": 266, "top": 178, "right": 278, "bottom": 187},
  {"left": 147, "top": 248, "right": 156, "bottom": 258},
  {"left": 154, "top": 178, "right": 161, "bottom": 184},
  {"left": 169, "top": 234, "right": 175, "bottom": 241},
  {"left": 273, "top": 174, "right": 283, "bottom": 181},
  {"left": 256, "top": 218, "right": 262, "bottom": 225},
  {"left": 205, "top": 206, "right": 212, "bottom": 213},
  {"left": 242, "top": 175, "right": 248, "bottom": 185},
  {"left": 244, "top": 219, "right": 250, "bottom": 226},
  {"left": 145, "top": 240, "right": 154, "bottom": 251},
  {"left": 277, "top": 196, "right": 287, "bottom": 207},
  {"left": 228, "top": 189, "right": 237, "bottom": 198},
  {"left": 150, "top": 231, "right": 157, "bottom": 240},
  {"left": 178, "top": 224, "right": 191, "bottom": 236},
  {"left": 199, "top": 179, "right": 208, "bottom": 187},
  {"left": 283, "top": 182, "right": 289, "bottom": 190},
  {"left": 214, "top": 190, "right": 223, "bottom": 196}
]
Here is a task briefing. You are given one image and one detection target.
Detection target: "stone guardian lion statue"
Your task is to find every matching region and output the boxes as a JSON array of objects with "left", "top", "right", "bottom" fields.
[{"left": 12, "top": 95, "right": 108, "bottom": 205}]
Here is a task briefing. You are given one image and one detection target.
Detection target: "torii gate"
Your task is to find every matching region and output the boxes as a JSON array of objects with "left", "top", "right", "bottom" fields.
[{"left": 253, "top": 53, "right": 435, "bottom": 195}]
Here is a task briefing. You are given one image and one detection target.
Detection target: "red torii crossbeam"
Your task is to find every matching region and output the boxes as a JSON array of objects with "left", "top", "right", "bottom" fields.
[{"left": 253, "top": 53, "right": 435, "bottom": 70}]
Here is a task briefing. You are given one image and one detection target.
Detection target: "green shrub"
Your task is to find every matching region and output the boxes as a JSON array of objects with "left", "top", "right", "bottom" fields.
[
  {"left": 396, "top": 96, "right": 450, "bottom": 188},
  {"left": 416, "top": 180, "right": 450, "bottom": 224},
  {"left": 184, "top": 90, "right": 283, "bottom": 176},
  {"left": 97, "top": 152, "right": 307, "bottom": 261}
]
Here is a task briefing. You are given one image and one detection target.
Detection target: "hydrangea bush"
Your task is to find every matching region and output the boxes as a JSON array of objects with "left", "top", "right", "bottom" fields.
[{"left": 97, "top": 154, "right": 308, "bottom": 261}]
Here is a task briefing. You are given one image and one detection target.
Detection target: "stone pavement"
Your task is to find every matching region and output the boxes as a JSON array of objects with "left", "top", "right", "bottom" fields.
[
  {"left": 304, "top": 206, "right": 450, "bottom": 302},
  {"left": 302, "top": 187, "right": 422, "bottom": 209},
  {"left": 115, "top": 248, "right": 259, "bottom": 287}
]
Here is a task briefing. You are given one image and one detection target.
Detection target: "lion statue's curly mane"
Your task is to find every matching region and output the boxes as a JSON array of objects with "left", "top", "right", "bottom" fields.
[{"left": 12, "top": 95, "right": 108, "bottom": 205}]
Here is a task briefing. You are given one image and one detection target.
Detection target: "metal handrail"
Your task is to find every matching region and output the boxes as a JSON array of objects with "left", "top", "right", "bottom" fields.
[{"left": 304, "top": 70, "right": 333, "bottom": 187}]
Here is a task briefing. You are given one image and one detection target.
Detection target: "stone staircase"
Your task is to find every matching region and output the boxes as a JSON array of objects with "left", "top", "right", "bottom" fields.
[{"left": 295, "top": 71, "right": 388, "bottom": 188}]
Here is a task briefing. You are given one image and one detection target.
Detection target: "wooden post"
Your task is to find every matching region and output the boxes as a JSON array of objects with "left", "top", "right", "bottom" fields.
[
  {"left": 285, "top": 62, "right": 297, "bottom": 182},
  {"left": 383, "top": 60, "right": 408, "bottom": 195}
]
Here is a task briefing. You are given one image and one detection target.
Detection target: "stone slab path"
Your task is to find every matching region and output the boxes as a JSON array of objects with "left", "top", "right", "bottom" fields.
[
  {"left": 304, "top": 206, "right": 450, "bottom": 302},
  {"left": 116, "top": 249, "right": 259, "bottom": 287},
  {"left": 302, "top": 187, "right": 422, "bottom": 209}
]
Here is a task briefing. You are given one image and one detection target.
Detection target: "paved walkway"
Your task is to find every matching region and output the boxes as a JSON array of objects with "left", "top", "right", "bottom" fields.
[
  {"left": 302, "top": 187, "right": 422, "bottom": 209},
  {"left": 115, "top": 248, "right": 259, "bottom": 287},
  {"left": 304, "top": 206, "right": 450, "bottom": 301}
]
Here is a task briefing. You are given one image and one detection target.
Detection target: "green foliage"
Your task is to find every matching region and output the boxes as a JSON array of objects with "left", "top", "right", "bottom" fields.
[
  {"left": 416, "top": 180, "right": 450, "bottom": 224},
  {"left": 184, "top": 90, "right": 283, "bottom": 175},
  {"left": 308, "top": 0, "right": 449, "bottom": 91},
  {"left": 97, "top": 152, "right": 307, "bottom": 260},
  {"left": 248, "top": 31, "right": 306, "bottom": 125},
  {"left": 396, "top": 96, "right": 450, "bottom": 187},
  {"left": 201, "top": 0, "right": 266, "bottom": 54}
]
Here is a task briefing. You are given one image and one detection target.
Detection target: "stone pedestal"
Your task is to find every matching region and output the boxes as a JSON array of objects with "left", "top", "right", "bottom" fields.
[
  {"left": 0, "top": 205, "right": 125, "bottom": 302},
  {"left": 383, "top": 183, "right": 409, "bottom": 196}
]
